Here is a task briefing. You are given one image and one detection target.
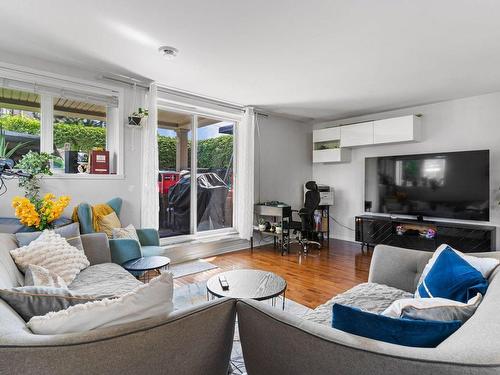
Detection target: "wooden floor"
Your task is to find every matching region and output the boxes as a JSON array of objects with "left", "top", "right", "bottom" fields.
[{"left": 174, "top": 239, "right": 372, "bottom": 309}]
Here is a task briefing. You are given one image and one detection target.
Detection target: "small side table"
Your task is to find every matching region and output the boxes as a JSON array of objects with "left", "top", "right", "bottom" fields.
[{"left": 122, "top": 256, "right": 171, "bottom": 282}]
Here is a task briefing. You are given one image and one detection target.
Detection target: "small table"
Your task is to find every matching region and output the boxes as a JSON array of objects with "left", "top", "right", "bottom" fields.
[
  {"left": 122, "top": 256, "right": 171, "bottom": 282},
  {"left": 206, "top": 269, "right": 287, "bottom": 310}
]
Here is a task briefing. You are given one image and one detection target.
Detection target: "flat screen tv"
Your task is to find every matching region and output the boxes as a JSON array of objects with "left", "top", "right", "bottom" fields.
[{"left": 364, "top": 150, "right": 490, "bottom": 221}]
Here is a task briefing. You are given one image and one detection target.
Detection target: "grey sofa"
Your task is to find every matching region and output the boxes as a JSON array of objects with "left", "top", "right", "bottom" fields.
[
  {"left": 0, "top": 233, "right": 236, "bottom": 375},
  {"left": 237, "top": 245, "right": 500, "bottom": 375}
]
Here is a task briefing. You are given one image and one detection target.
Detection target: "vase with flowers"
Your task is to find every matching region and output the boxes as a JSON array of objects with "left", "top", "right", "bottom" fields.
[{"left": 12, "top": 193, "right": 70, "bottom": 231}]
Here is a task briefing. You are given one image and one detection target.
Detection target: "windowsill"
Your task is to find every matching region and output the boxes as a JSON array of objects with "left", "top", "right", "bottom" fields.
[
  {"left": 160, "top": 229, "right": 240, "bottom": 247},
  {"left": 45, "top": 173, "right": 125, "bottom": 180}
]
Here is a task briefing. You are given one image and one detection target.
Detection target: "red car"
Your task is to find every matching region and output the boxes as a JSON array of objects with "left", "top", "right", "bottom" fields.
[{"left": 158, "top": 171, "right": 180, "bottom": 195}]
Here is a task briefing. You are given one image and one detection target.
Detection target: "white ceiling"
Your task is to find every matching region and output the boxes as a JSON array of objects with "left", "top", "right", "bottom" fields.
[{"left": 1, "top": 0, "right": 500, "bottom": 121}]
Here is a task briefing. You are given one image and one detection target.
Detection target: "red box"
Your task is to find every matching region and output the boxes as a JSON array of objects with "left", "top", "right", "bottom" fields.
[{"left": 90, "top": 150, "right": 110, "bottom": 174}]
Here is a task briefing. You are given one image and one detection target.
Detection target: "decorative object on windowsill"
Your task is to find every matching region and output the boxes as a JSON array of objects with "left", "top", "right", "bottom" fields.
[
  {"left": 128, "top": 107, "right": 148, "bottom": 127},
  {"left": 258, "top": 218, "right": 266, "bottom": 232},
  {"left": 12, "top": 193, "right": 71, "bottom": 231},
  {"left": 15, "top": 151, "right": 55, "bottom": 201},
  {"left": 89, "top": 148, "right": 110, "bottom": 174}
]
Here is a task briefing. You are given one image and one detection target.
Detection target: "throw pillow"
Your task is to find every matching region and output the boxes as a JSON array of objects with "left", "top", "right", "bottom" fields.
[
  {"left": 10, "top": 230, "right": 90, "bottom": 285},
  {"left": 382, "top": 293, "right": 482, "bottom": 323},
  {"left": 98, "top": 211, "right": 122, "bottom": 238},
  {"left": 16, "top": 222, "right": 84, "bottom": 252},
  {"left": 415, "top": 244, "right": 499, "bottom": 297},
  {"left": 0, "top": 286, "right": 104, "bottom": 322},
  {"left": 416, "top": 247, "right": 488, "bottom": 302},
  {"left": 112, "top": 224, "right": 140, "bottom": 243},
  {"left": 24, "top": 264, "right": 67, "bottom": 288},
  {"left": 27, "top": 271, "right": 174, "bottom": 335},
  {"left": 332, "top": 304, "right": 461, "bottom": 348}
]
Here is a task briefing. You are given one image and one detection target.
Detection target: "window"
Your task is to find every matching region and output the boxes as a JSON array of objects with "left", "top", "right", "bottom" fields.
[
  {"left": 157, "top": 108, "right": 236, "bottom": 238},
  {"left": 0, "top": 76, "right": 121, "bottom": 176},
  {"left": 52, "top": 97, "right": 108, "bottom": 173},
  {"left": 0, "top": 87, "right": 41, "bottom": 163}
]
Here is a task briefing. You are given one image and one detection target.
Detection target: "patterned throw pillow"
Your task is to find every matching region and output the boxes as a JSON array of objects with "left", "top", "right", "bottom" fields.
[
  {"left": 24, "top": 264, "right": 67, "bottom": 288},
  {"left": 10, "top": 230, "right": 89, "bottom": 285},
  {"left": 98, "top": 211, "right": 122, "bottom": 238},
  {"left": 112, "top": 224, "right": 140, "bottom": 243}
]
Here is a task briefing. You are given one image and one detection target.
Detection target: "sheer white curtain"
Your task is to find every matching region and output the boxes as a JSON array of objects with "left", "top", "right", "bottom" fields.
[
  {"left": 140, "top": 83, "right": 159, "bottom": 229},
  {"left": 236, "top": 107, "right": 255, "bottom": 240}
]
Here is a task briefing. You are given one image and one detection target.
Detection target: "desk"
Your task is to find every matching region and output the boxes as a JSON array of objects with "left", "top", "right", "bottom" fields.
[{"left": 251, "top": 204, "right": 292, "bottom": 255}]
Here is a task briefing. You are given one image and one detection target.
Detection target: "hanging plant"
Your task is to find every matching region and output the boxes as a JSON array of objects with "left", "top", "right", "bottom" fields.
[{"left": 128, "top": 107, "right": 149, "bottom": 126}]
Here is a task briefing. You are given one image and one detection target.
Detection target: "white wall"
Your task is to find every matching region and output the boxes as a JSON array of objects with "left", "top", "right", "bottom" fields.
[
  {"left": 254, "top": 114, "right": 312, "bottom": 209},
  {"left": 313, "top": 92, "right": 500, "bottom": 242},
  {"left": 0, "top": 81, "right": 146, "bottom": 227}
]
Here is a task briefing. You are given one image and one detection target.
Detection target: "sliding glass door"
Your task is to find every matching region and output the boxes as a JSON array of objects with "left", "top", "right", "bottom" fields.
[{"left": 157, "top": 108, "right": 236, "bottom": 238}]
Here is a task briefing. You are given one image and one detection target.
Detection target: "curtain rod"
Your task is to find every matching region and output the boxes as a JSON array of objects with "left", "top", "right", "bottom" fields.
[{"left": 157, "top": 86, "right": 245, "bottom": 112}]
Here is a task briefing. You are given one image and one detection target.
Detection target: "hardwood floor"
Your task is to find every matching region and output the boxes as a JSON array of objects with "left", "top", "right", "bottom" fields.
[{"left": 174, "top": 239, "right": 372, "bottom": 309}]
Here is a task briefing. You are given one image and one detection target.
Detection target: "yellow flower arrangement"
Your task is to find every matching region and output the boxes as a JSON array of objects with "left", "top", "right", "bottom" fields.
[{"left": 12, "top": 194, "right": 71, "bottom": 230}]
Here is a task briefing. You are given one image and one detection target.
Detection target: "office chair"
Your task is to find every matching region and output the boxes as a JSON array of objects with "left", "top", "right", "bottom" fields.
[{"left": 290, "top": 181, "right": 322, "bottom": 253}]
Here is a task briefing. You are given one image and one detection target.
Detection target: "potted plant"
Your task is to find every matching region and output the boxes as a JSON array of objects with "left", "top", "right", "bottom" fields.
[
  {"left": 275, "top": 223, "right": 282, "bottom": 234},
  {"left": 0, "top": 125, "right": 30, "bottom": 162},
  {"left": 15, "top": 151, "right": 55, "bottom": 201},
  {"left": 128, "top": 107, "right": 149, "bottom": 126},
  {"left": 258, "top": 218, "right": 267, "bottom": 232}
]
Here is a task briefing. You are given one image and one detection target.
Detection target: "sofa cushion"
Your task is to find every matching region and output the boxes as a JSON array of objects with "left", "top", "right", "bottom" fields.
[
  {"left": 382, "top": 293, "right": 482, "bottom": 323},
  {"left": 112, "top": 224, "right": 140, "bottom": 243},
  {"left": 303, "top": 282, "right": 413, "bottom": 326},
  {"left": 69, "top": 263, "right": 142, "bottom": 296},
  {"left": 0, "top": 286, "right": 105, "bottom": 322},
  {"left": 27, "top": 272, "right": 174, "bottom": 334},
  {"left": 10, "top": 230, "right": 89, "bottom": 285},
  {"left": 415, "top": 244, "right": 499, "bottom": 297},
  {"left": 16, "top": 222, "right": 84, "bottom": 252},
  {"left": 332, "top": 303, "right": 462, "bottom": 348},
  {"left": 417, "top": 247, "right": 488, "bottom": 302},
  {"left": 24, "top": 264, "right": 67, "bottom": 288}
]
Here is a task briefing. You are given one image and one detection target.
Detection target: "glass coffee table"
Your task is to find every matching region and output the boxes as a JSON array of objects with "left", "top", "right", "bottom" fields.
[
  {"left": 122, "top": 256, "right": 171, "bottom": 282},
  {"left": 206, "top": 269, "right": 287, "bottom": 310}
]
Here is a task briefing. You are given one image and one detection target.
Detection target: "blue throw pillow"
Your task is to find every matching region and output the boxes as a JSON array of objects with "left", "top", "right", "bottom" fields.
[
  {"left": 417, "top": 247, "right": 488, "bottom": 303},
  {"left": 332, "top": 304, "right": 461, "bottom": 348}
]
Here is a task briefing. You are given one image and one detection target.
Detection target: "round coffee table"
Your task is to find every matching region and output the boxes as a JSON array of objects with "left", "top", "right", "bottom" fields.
[
  {"left": 206, "top": 269, "right": 287, "bottom": 310},
  {"left": 122, "top": 256, "right": 171, "bottom": 282}
]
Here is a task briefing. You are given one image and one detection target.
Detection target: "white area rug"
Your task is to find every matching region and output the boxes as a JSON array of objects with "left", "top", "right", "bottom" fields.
[{"left": 169, "top": 259, "right": 217, "bottom": 279}]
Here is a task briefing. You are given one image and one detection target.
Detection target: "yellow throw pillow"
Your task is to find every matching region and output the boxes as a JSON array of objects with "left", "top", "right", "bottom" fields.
[{"left": 97, "top": 211, "right": 122, "bottom": 238}]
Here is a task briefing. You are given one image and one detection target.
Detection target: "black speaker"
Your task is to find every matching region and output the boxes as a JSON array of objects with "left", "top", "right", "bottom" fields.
[{"left": 64, "top": 151, "right": 78, "bottom": 173}]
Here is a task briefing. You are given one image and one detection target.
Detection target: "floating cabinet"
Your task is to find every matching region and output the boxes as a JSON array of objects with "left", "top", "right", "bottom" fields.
[
  {"left": 340, "top": 121, "right": 374, "bottom": 147},
  {"left": 313, "top": 127, "right": 341, "bottom": 143},
  {"left": 313, "top": 148, "right": 351, "bottom": 163},
  {"left": 373, "top": 115, "right": 421, "bottom": 145}
]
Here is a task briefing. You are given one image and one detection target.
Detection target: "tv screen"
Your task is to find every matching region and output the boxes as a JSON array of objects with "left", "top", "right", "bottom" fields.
[{"left": 365, "top": 150, "right": 490, "bottom": 221}]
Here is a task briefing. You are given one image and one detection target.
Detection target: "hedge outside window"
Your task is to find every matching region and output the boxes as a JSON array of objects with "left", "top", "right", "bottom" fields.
[{"left": 0, "top": 87, "right": 41, "bottom": 163}]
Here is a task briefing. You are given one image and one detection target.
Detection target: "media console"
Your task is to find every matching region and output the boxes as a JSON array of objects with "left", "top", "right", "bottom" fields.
[{"left": 355, "top": 215, "right": 496, "bottom": 253}]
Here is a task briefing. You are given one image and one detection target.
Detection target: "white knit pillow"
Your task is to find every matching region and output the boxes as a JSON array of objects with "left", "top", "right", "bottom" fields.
[
  {"left": 10, "top": 230, "right": 89, "bottom": 285},
  {"left": 24, "top": 264, "right": 68, "bottom": 288},
  {"left": 112, "top": 224, "right": 140, "bottom": 243},
  {"left": 27, "top": 272, "right": 174, "bottom": 334}
]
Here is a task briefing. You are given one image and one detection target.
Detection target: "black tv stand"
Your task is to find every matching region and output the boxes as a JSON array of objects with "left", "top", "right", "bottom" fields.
[{"left": 355, "top": 215, "right": 495, "bottom": 253}]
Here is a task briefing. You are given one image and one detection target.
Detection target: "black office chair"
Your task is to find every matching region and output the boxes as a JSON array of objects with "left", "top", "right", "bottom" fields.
[{"left": 290, "top": 181, "right": 322, "bottom": 253}]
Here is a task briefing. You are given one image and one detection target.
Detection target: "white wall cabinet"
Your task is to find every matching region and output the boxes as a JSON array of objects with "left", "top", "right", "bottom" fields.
[
  {"left": 313, "top": 148, "right": 351, "bottom": 163},
  {"left": 340, "top": 121, "right": 374, "bottom": 147},
  {"left": 313, "top": 127, "right": 341, "bottom": 143},
  {"left": 373, "top": 115, "right": 421, "bottom": 145}
]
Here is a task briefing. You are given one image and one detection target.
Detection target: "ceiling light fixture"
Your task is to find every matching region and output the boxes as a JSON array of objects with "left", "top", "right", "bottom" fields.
[{"left": 158, "top": 46, "right": 179, "bottom": 60}]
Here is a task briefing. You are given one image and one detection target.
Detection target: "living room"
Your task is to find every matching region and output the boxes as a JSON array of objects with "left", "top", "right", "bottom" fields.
[{"left": 0, "top": 1, "right": 499, "bottom": 375}]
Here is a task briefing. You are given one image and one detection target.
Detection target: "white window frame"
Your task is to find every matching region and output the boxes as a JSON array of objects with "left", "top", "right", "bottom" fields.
[
  {"left": 157, "top": 102, "right": 240, "bottom": 245},
  {"left": 0, "top": 62, "right": 124, "bottom": 180}
]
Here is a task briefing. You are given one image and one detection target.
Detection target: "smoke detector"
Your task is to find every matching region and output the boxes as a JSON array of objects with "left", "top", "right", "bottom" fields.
[{"left": 158, "top": 46, "right": 179, "bottom": 59}]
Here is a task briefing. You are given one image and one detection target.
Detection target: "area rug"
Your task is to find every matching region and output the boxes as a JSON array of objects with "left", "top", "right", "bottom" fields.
[
  {"left": 169, "top": 259, "right": 218, "bottom": 279},
  {"left": 174, "top": 282, "right": 312, "bottom": 374}
]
